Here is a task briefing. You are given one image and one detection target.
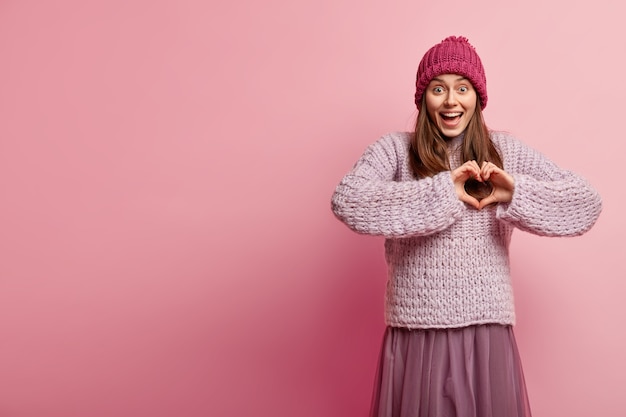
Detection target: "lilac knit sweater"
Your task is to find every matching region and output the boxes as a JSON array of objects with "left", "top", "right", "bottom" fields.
[{"left": 331, "top": 131, "right": 602, "bottom": 329}]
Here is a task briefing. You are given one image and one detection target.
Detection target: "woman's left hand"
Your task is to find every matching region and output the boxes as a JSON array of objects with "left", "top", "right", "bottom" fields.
[{"left": 478, "top": 161, "right": 515, "bottom": 209}]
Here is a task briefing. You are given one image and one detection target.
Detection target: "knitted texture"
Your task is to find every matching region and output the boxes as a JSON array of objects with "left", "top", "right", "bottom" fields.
[
  {"left": 414, "top": 36, "right": 488, "bottom": 109},
  {"left": 331, "top": 132, "right": 602, "bottom": 329}
]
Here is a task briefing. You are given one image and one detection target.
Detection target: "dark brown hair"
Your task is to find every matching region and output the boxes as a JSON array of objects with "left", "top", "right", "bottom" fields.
[{"left": 409, "top": 95, "right": 503, "bottom": 200}]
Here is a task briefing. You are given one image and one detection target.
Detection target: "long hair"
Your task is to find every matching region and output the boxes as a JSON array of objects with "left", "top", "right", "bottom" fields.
[{"left": 409, "top": 95, "right": 503, "bottom": 200}]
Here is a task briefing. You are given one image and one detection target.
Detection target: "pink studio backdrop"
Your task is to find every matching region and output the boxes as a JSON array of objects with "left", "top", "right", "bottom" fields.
[{"left": 0, "top": 1, "right": 623, "bottom": 416}]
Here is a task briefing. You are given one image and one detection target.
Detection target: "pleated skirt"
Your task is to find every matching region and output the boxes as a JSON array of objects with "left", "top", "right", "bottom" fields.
[{"left": 369, "top": 324, "right": 532, "bottom": 417}]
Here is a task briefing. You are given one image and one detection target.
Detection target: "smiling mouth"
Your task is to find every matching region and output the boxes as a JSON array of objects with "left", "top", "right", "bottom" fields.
[{"left": 441, "top": 112, "right": 463, "bottom": 121}]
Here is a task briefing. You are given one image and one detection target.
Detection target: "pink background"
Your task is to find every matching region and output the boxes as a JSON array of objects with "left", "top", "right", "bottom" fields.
[{"left": 0, "top": 1, "right": 623, "bottom": 416}]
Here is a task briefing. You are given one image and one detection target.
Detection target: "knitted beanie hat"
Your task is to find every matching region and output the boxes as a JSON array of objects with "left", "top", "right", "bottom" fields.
[{"left": 414, "top": 36, "right": 487, "bottom": 110}]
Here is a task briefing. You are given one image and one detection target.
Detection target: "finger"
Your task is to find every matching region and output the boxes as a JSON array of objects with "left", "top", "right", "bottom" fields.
[
  {"left": 486, "top": 168, "right": 514, "bottom": 189},
  {"left": 465, "top": 160, "right": 482, "bottom": 181},
  {"left": 462, "top": 160, "right": 480, "bottom": 170},
  {"left": 480, "top": 161, "right": 496, "bottom": 181},
  {"left": 459, "top": 194, "right": 480, "bottom": 209},
  {"left": 484, "top": 164, "right": 505, "bottom": 183},
  {"left": 478, "top": 194, "right": 497, "bottom": 210},
  {"left": 452, "top": 164, "right": 479, "bottom": 182}
]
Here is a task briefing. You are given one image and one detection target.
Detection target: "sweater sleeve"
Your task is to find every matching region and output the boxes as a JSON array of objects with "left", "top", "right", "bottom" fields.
[
  {"left": 331, "top": 134, "right": 464, "bottom": 238},
  {"left": 494, "top": 133, "right": 602, "bottom": 237}
]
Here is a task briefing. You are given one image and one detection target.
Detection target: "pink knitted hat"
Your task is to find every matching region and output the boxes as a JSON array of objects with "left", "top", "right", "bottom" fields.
[{"left": 414, "top": 36, "right": 487, "bottom": 110}]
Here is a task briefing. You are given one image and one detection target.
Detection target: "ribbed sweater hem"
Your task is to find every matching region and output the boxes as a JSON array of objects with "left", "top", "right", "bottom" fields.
[{"left": 386, "top": 317, "right": 516, "bottom": 330}]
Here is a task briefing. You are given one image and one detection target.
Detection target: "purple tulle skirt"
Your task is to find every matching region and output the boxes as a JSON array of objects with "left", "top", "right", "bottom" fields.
[{"left": 369, "top": 324, "right": 532, "bottom": 417}]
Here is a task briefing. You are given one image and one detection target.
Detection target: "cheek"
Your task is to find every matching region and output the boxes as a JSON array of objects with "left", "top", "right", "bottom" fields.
[
  {"left": 463, "top": 94, "right": 478, "bottom": 113},
  {"left": 461, "top": 99, "right": 476, "bottom": 117},
  {"left": 424, "top": 96, "right": 440, "bottom": 119}
]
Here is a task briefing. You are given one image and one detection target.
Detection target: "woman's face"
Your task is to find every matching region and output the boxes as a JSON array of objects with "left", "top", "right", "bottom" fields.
[{"left": 425, "top": 73, "right": 477, "bottom": 138}]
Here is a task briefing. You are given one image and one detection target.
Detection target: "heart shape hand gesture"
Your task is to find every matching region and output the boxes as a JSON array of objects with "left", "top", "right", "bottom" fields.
[{"left": 451, "top": 161, "right": 515, "bottom": 210}]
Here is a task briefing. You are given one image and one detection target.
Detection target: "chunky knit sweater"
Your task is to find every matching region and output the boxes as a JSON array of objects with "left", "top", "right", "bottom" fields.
[{"left": 331, "top": 131, "right": 602, "bottom": 329}]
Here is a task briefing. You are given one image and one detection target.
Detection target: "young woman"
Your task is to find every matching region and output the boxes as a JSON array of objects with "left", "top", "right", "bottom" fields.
[{"left": 331, "top": 36, "right": 602, "bottom": 417}]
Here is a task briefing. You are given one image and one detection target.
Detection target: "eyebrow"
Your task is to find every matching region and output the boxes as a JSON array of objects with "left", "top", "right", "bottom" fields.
[{"left": 430, "top": 76, "right": 468, "bottom": 83}]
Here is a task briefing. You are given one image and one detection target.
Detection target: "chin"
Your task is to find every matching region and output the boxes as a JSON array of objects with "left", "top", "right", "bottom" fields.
[
  {"left": 437, "top": 119, "right": 469, "bottom": 138},
  {"left": 439, "top": 127, "right": 465, "bottom": 138}
]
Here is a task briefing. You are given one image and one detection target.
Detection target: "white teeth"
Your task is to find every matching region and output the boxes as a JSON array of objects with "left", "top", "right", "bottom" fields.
[{"left": 442, "top": 112, "right": 461, "bottom": 117}]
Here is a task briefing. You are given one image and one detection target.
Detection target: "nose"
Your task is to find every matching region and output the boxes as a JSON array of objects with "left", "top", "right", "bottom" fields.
[{"left": 445, "top": 90, "right": 458, "bottom": 106}]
